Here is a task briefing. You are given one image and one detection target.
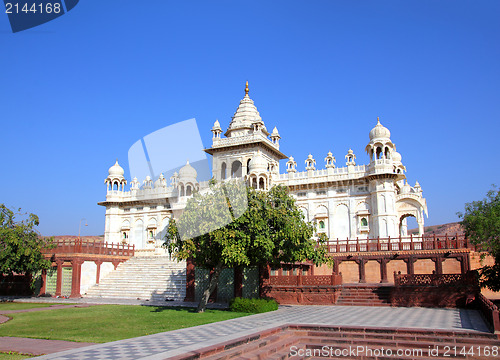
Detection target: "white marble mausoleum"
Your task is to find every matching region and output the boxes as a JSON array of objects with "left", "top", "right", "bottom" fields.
[{"left": 99, "top": 83, "right": 428, "bottom": 250}]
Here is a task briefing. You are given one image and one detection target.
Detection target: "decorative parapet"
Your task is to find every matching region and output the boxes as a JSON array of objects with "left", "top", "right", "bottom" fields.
[
  {"left": 393, "top": 272, "right": 478, "bottom": 287},
  {"left": 43, "top": 239, "right": 135, "bottom": 257},
  {"left": 211, "top": 132, "right": 279, "bottom": 150},
  {"left": 277, "top": 165, "right": 367, "bottom": 181},
  {"left": 265, "top": 274, "right": 342, "bottom": 286},
  {"left": 104, "top": 180, "right": 211, "bottom": 204}
]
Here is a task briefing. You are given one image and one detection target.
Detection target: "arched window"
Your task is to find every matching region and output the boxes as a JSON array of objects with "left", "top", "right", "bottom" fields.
[
  {"left": 247, "top": 159, "right": 251, "bottom": 174},
  {"left": 180, "top": 185, "right": 185, "bottom": 197},
  {"left": 231, "top": 161, "right": 242, "bottom": 178},
  {"left": 319, "top": 220, "right": 325, "bottom": 229},
  {"left": 186, "top": 185, "right": 192, "bottom": 196},
  {"left": 361, "top": 217, "right": 368, "bottom": 227},
  {"left": 384, "top": 147, "right": 390, "bottom": 159},
  {"left": 221, "top": 162, "right": 227, "bottom": 180},
  {"left": 259, "top": 177, "right": 265, "bottom": 190},
  {"left": 376, "top": 147, "right": 383, "bottom": 160}
]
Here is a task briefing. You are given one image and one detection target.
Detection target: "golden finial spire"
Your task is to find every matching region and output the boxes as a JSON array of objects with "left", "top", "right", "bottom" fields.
[
  {"left": 377, "top": 116, "right": 380, "bottom": 124},
  {"left": 245, "top": 81, "right": 249, "bottom": 95}
]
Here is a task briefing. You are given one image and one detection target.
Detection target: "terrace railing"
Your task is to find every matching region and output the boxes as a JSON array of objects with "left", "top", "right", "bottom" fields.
[
  {"left": 44, "top": 239, "right": 135, "bottom": 257},
  {"left": 265, "top": 274, "right": 342, "bottom": 287},
  {"left": 325, "top": 233, "right": 472, "bottom": 253},
  {"left": 394, "top": 272, "right": 478, "bottom": 287},
  {"left": 477, "top": 293, "right": 500, "bottom": 334}
]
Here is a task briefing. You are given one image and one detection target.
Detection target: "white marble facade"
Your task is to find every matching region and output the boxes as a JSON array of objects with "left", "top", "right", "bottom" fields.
[{"left": 99, "top": 82, "right": 428, "bottom": 249}]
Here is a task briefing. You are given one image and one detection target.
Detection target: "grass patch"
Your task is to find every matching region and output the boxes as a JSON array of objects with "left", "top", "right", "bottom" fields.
[
  {"left": 230, "top": 297, "right": 278, "bottom": 313},
  {"left": 0, "top": 352, "right": 34, "bottom": 359},
  {"left": 0, "top": 305, "right": 247, "bottom": 343},
  {"left": 0, "top": 303, "right": 65, "bottom": 311}
]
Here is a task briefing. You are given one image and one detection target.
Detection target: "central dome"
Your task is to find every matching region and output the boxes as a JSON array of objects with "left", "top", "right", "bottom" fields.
[{"left": 225, "top": 82, "right": 266, "bottom": 136}]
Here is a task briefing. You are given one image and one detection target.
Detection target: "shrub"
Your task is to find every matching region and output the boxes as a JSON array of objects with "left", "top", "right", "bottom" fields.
[{"left": 229, "top": 297, "right": 278, "bottom": 313}]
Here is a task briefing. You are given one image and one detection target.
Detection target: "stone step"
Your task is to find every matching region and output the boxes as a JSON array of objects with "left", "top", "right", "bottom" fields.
[
  {"left": 83, "top": 256, "right": 187, "bottom": 300},
  {"left": 175, "top": 326, "right": 500, "bottom": 360}
]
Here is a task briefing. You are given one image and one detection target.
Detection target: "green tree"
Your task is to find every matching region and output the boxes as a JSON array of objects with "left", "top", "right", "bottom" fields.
[
  {"left": 0, "top": 204, "right": 54, "bottom": 281},
  {"left": 458, "top": 186, "right": 500, "bottom": 291},
  {"left": 165, "top": 182, "right": 331, "bottom": 312}
]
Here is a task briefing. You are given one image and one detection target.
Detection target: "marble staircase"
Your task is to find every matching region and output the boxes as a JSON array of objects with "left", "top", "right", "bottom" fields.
[{"left": 84, "top": 256, "right": 186, "bottom": 301}]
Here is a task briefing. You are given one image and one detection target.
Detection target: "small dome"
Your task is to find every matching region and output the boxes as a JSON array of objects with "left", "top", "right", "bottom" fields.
[
  {"left": 108, "top": 160, "right": 124, "bottom": 178},
  {"left": 248, "top": 154, "right": 267, "bottom": 172},
  {"left": 401, "top": 181, "right": 411, "bottom": 194},
  {"left": 154, "top": 173, "right": 166, "bottom": 188},
  {"left": 272, "top": 126, "right": 279, "bottom": 135},
  {"left": 179, "top": 160, "right": 197, "bottom": 180},
  {"left": 392, "top": 151, "right": 402, "bottom": 163},
  {"left": 369, "top": 118, "right": 391, "bottom": 141},
  {"left": 212, "top": 119, "right": 221, "bottom": 130}
]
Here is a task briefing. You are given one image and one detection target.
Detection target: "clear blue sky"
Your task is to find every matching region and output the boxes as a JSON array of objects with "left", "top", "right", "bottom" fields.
[{"left": 1, "top": 1, "right": 499, "bottom": 236}]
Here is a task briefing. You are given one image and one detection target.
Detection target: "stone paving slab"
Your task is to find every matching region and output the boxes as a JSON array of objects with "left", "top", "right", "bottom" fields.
[
  {"left": 30, "top": 305, "right": 491, "bottom": 360},
  {"left": 0, "top": 337, "right": 96, "bottom": 356}
]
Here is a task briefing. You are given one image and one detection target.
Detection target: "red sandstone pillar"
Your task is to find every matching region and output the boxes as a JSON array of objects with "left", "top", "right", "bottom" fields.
[
  {"left": 433, "top": 256, "right": 443, "bottom": 275},
  {"left": 378, "top": 258, "right": 389, "bottom": 283},
  {"left": 357, "top": 259, "right": 366, "bottom": 283},
  {"left": 405, "top": 257, "right": 415, "bottom": 275},
  {"left": 70, "top": 259, "right": 83, "bottom": 298},
  {"left": 55, "top": 259, "right": 63, "bottom": 297},
  {"left": 184, "top": 258, "right": 195, "bottom": 302},
  {"left": 333, "top": 260, "right": 340, "bottom": 274},
  {"left": 259, "top": 264, "right": 270, "bottom": 298},
  {"left": 95, "top": 260, "right": 103, "bottom": 284},
  {"left": 234, "top": 267, "right": 243, "bottom": 298},
  {"left": 39, "top": 269, "right": 47, "bottom": 296}
]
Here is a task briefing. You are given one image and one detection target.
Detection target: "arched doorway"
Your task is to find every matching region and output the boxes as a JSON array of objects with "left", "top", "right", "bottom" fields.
[
  {"left": 231, "top": 161, "right": 242, "bottom": 178},
  {"left": 399, "top": 214, "right": 418, "bottom": 237}
]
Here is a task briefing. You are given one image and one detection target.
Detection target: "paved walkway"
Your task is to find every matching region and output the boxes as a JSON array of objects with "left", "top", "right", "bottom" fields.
[
  {"left": 0, "top": 337, "right": 95, "bottom": 356},
  {"left": 28, "top": 305, "right": 490, "bottom": 360}
]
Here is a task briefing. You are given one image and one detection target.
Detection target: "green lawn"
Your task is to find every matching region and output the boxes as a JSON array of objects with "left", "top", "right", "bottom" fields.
[
  {"left": 0, "top": 303, "right": 65, "bottom": 311},
  {"left": 0, "top": 305, "right": 247, "bottom": 343},
  {"left": 0, "top": 352, "right": 34, "bottom": 360}
]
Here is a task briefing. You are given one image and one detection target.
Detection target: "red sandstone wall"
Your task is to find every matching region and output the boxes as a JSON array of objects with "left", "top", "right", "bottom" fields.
[
  {"left": 338, "top": 261, "right": 358, "bottom": 283},
  {"left": 365, "top": 261, "right": 379, "bottom": 283},
  {"left": 469, "top": 251, "right": 500, "bottom": 300},
  {"left": 442, "top": 258, "right": 462, "bottom": 274},
  {"left": 313, "top": 264, "right": 331, "bottom": 275}
]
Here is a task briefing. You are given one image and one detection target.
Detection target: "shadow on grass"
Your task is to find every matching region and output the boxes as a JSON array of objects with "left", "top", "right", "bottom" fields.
[{"left": 148, "top": 306, "right": 232, "bottom": 313}]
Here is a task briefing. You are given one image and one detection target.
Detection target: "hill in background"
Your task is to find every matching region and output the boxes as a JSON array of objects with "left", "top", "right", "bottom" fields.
[{"left": 409, "top": 222, "right": 464, "bottom": 236}]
